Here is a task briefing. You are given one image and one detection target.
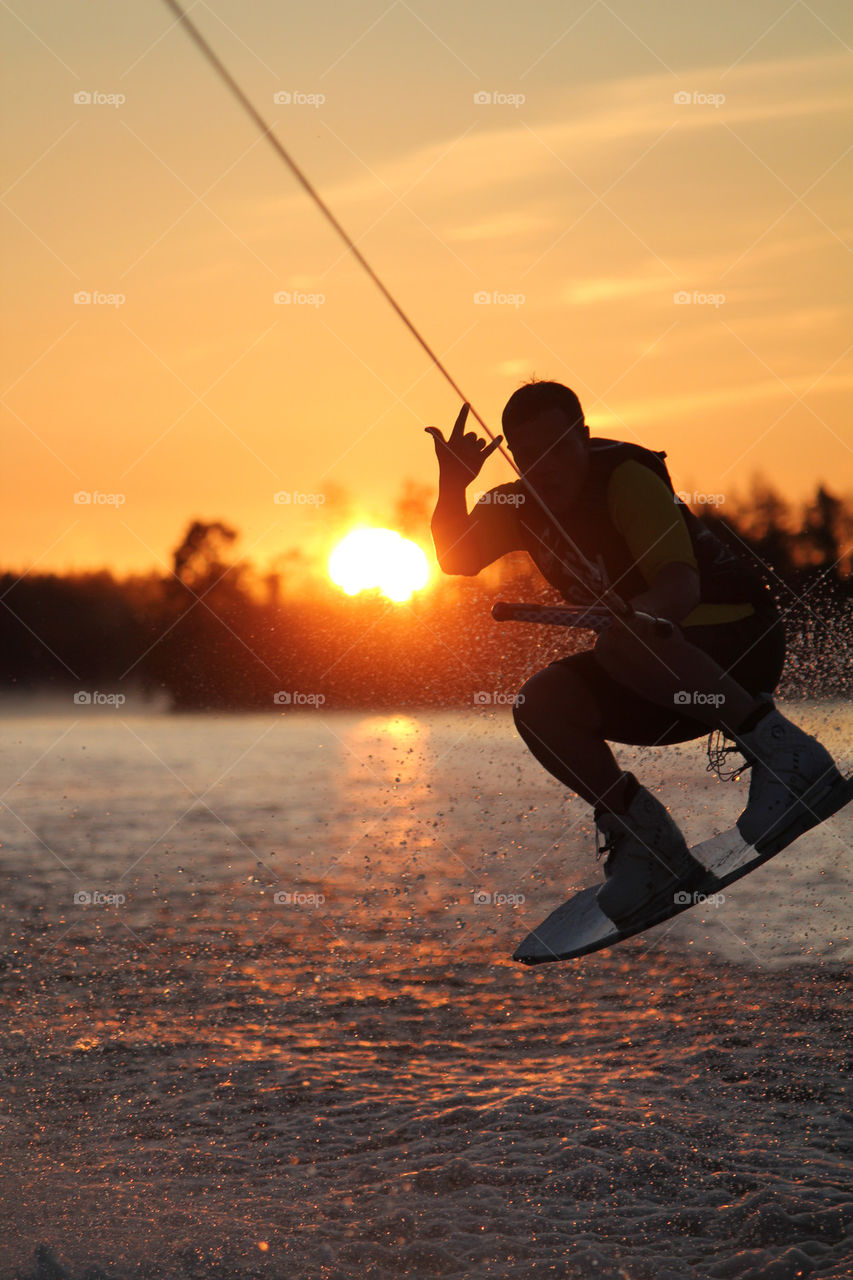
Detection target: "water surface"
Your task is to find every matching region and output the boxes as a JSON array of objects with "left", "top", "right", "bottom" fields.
[{"left": 1, "top": 706, "right": 850, "bottom": 1278}]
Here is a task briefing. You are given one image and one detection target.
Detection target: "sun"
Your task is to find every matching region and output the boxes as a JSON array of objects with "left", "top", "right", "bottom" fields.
[{"left": 329, "top": 528, "right": 430, "bottom": 603}]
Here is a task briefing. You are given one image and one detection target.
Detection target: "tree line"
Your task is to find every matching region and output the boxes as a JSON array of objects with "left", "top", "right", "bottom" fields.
[{"left": 1, "top": 480, "right": 850, "bottom": 708}]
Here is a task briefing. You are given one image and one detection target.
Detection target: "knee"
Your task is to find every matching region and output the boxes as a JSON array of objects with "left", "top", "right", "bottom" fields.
[
  {"left": 513, "top": 664, "right": 591, "bottom": 735},
  {"left": 593, "top": 627, "right": 619, "bottom": 668},
  {"left": 514, "top": 667, "right": 556, "bottom": 731}
]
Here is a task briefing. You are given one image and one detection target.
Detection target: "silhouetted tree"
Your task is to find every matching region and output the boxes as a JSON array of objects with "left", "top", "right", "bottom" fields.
[
  {"left": 172, "top": 520, "right": 238, "bottom": 590},
  {"left": 1, "top": 481, "right": 850, "bottom": 706}
]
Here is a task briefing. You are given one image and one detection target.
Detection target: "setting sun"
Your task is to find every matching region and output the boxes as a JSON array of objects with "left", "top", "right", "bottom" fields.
[{"left": 328, "top": 528, "right": 430, "bottom": 603}]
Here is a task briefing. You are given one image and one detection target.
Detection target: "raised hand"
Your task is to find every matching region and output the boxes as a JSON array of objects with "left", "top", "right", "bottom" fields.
[{"left": 425, "top": 403, "right": 503, "bottom": 488}]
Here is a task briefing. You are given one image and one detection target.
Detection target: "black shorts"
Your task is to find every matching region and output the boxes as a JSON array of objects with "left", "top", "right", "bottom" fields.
[{"left": 551, "top": 607, "right": 787, "bottom": 747}]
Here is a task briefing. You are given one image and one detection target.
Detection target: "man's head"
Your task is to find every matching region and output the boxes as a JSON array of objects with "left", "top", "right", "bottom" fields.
[{"left": 501, "top": 381, "right": 590, "bottom": 506}]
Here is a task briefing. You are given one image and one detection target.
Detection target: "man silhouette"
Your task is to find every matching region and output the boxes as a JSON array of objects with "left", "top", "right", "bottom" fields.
[{"left": 427, "top": 381, "right": 844, "bottom": 921}]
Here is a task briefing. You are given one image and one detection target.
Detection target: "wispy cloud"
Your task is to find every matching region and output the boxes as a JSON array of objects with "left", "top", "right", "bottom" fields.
[
  {"left": 602, "top": 368, "right": 853, "bottom": 429},
  {"left": 562, "top": 273, "right": 674, "bottom": 305},
  {"left": 252, "top": 49, "right": 852, "bottom": 227}
]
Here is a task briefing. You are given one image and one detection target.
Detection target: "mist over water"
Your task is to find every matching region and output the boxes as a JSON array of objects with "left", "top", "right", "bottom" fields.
[
  {"left": 777, "top": 596, "right": 853, "bottom": 701},
  {"left": 0, "top": 700, "right": 850, "bottom": 1278}
]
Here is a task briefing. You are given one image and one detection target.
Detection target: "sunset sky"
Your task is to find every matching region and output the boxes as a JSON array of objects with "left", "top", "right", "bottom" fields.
[{"left": 2, "top": 0, "right": 852, "bottom": 577}]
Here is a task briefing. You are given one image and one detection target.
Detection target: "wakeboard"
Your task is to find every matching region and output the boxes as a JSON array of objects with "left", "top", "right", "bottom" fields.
[{"left": 514, "top": 773, "right": 853, "bottom": 964}]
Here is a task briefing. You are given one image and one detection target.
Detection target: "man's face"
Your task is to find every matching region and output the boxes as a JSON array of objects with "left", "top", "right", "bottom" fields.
[{"left": 507, "top": 407, "right": 589, "bottom": 508}]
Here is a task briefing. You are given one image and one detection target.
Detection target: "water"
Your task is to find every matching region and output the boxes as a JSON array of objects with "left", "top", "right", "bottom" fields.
[{"left": 1, "top": 705, "right": 851, "bottom": 1278}]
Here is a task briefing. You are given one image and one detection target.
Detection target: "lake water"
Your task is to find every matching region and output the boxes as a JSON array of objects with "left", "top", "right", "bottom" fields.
[{"left": 1, "top": 704, "right": 851, "bottom": 1278}]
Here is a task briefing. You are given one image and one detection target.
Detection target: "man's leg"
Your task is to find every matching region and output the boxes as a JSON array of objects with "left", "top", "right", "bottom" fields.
[
  {"left": 592, "top": 614, "right": 845, "bottom": 850},
  {"left": 593, "top": 621, "right": 760, "bottom": 735},
  {"left": 513, "top": 655, "right": 706, "bottom": 919},
  {"left": 513, "top": 663, "right": 634, "bottom": 811}
]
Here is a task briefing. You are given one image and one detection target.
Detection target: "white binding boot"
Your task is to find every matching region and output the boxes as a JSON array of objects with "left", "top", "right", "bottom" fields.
[
  {"left": 595, "top": 774, "right": 703, "bottom": 924},
  {"left": 731, "top": 704, "right": 844, "bottom": 851}
]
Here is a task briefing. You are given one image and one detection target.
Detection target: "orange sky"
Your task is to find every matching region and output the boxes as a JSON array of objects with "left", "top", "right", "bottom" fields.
[{"left": 2, "top": 0, "right": 852, "bottom": 577}]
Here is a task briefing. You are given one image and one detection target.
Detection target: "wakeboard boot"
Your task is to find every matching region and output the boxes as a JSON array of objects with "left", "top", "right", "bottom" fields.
[
  {"left": 595, "top": 773, "right": 704, "bottom": 925},
  {"left": 731, "top": 704, "right": 846, "bottom": 853}
]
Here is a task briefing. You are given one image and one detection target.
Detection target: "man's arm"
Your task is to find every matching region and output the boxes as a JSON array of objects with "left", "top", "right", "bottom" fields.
[
  {"left": 431, "top": 472, "right": 485, "bottom": 575},
  {"left": 632, "top": 562, "right": 701, "bottom": 622},
  {"left": 426, "top": 403, "right": 513, "bottom": 575},
  {"left": 607, "top": 461, "right": 702, "bottom": 621}
]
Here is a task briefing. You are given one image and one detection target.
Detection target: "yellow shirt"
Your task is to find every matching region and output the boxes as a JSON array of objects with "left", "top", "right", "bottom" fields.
[
  {"left": 468, "top": 458, "right": 757, "bottom": 626},
  {"left": 606, "top": 461, "right": 754, "bottom": 626}
]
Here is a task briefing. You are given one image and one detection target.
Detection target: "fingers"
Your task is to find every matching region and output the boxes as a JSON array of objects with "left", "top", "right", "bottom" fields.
[
  {"left": 449, "top": 402, "right": 470, "bottom": 442},
  {"left": 427, "top": 410, "right": 502, "bottom": 469},
  {"left": 464, "top": 431, "right": 502, "bottom": 461}
]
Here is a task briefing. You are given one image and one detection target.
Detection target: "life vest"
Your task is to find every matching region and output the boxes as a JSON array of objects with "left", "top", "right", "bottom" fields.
[{"left": 512, "top": 438, "right": 772, "bottom": 608}]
